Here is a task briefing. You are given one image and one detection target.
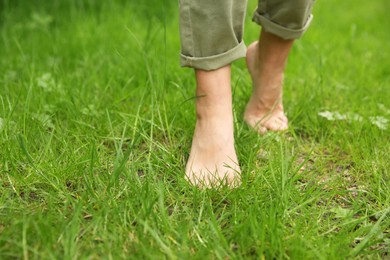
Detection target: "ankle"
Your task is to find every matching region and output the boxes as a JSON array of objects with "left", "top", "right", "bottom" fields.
[
  {"left": 195, "top": 107, "right": 233, "bottom": 123},
  {"left": 196, "top": 97, "right": 232, "bottom": 118},
  {"left": 247, "top": 95, "right": 283, "bottom": 111}
]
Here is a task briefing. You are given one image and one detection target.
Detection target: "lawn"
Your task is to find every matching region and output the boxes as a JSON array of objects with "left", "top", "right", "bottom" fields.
[{"left": 0, "top": 0, "right": 389, "bottom": 259}]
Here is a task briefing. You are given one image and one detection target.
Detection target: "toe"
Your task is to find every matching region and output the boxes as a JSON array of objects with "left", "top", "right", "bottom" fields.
[
  {"left": 279, "top": 114, "right": 288, "bottom": 123},
  {"left": 267, "top": 117, "right": 286, "bottom": 131},
  {"left": 245, "top": 116, "right": 268, "bottom": 134},
  {"left": 227, "top": 172, "right": 241, "bottom": 188},
  {"left": 185, "top": 173, "right": 197, "bottom": 186},
  {"left": 275, "top": 117, "right": 288, "bottom": 131},
  {"left": 257, "top": 125, "right": 268, "bottom": 134}
]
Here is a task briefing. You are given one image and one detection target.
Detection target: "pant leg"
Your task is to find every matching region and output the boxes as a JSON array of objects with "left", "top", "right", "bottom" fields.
[
  {"left": 253, "top": 0, "right": 316, "bottom": 40},
  {"left": 179, "top": 0, "right": 247, "bottom": 71}
]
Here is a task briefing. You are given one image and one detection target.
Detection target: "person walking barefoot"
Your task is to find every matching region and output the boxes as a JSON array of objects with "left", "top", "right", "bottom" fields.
[{"left": 179, "top": 0, "right": 315, "bottom": 188}]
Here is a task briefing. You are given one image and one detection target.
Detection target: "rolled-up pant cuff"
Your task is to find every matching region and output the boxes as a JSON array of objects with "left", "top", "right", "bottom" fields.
[
  {"left": 252, "top": 12, "right": 313, "bottom": 40},
  {"left": 180, "top": 41, "right": 247, "bottom": 71}
]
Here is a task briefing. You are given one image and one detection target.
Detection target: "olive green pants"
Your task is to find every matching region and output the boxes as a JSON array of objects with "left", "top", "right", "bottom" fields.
[{"left": 179, "top": 0, "right": 315, "bottom": 70}]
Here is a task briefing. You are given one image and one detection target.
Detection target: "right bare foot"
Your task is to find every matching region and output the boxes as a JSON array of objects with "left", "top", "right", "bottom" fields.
[
  {"left": 185, "top": 115, "right": 241, "bottom": 188},
  {"left": 244, "top": 35, "right": 293, "bottom": 134},
  {"left": 185, "top": 66, "right": 241, "bottom": 188}
]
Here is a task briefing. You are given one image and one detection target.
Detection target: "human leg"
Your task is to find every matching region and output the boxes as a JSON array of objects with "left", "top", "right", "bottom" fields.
[
  {"left": 179, "top": 0, "right": 247, "bottom": 187},
  {"left": 244, "top": 31, "right": 293, "bottom": 133},
  {"left": 185, "top": 66, "right": 240, "bottom": 188},
  {"left": 245, "top": 0, "right": 315, "bottom": 134}
]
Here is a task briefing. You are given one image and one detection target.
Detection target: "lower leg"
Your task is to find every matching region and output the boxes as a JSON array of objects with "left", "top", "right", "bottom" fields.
[
  {"left": 245, "top": 30, "right": 294, "bottom": 134},
  {"left": 186, "top": 65, "right": 241, "bottom": 188}
]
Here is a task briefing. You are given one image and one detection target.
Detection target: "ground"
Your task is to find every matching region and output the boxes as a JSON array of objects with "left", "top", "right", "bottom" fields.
[{"left": 0, "top": 0, "right": 389, "bottom": 258}]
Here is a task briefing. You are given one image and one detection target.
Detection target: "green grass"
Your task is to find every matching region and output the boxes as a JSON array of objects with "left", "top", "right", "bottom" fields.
[{"left": 1, "top": 0, "right": 389, "bottom": 258}]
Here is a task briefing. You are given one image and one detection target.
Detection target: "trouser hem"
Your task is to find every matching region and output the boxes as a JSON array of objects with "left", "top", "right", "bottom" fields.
[
  {"left": 180, "top": 41, "right": 247, "bottom": 71},
  {"left": 252, "top": 13, "right": 313, "bottom": 40}
]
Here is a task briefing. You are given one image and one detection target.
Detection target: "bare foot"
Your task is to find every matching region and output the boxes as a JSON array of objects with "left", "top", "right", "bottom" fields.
[
  {"left": 185, "top": 66, "right": 241, "bottom": 188},
  {"left": 244, "top": 39, "right": 291, "bottom": 134},
  {"left": 185, "top": 116, "right": 241, "bottom": 188}
]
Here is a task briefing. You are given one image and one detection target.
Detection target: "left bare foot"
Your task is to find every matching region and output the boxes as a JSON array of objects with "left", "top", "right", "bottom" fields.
[
  {"left": 244, "top": 31, "right": 294, "bottom": 134},
  {"left": 244, "top": 41, "right": 288, "bottom": 134}
]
